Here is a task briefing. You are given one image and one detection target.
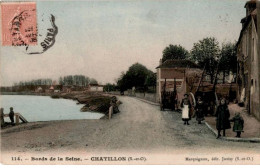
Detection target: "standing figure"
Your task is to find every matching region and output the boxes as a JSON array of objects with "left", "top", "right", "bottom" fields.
[
  {"left": 195, "top": 97, "right": 205, "bottom": 124},
  {"left": 230, "top": 112, "right": 244, "bottom": 138},
  {"left": 170, "top": 91, "right": 177, "bottom": 111},
  {"left": 9, "top": 107, "right": 15, "bottom": 125},
  {"left": 0, "top": 108, "right": 4, "bottom": 127},
  {"left": 181, "top": 94, "right": 191, "bottom": 125},
  {"left": 161, "top": 92, "right": 166, "bottom": 111},
  {"left": 216, "top": 98, "right": 231, "bottom": 139}
]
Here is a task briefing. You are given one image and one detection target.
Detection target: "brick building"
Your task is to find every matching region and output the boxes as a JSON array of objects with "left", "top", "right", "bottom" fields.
[
  {"left": 236, "top": 0, "right": 260, "bottom": 120},
  {"left": 156, "top": 59, "right": 202, "bottom": 103}
]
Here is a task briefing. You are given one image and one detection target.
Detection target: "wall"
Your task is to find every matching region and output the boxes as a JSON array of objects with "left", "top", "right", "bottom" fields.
[
  {"left": 90, "top": 86, "right": 103, "bottom": 92},
  {"left": 156, "top": 68, "right": 185, "bottom": 103},
  {"left": 250, "top": 16, "right": 260, "bottom": 120},
  {"left": 160, "top": 68, "right": 185, "bottom": 79},
  {"left": 257, "top": 0, "right": 260, "bottom": 120},
  {"left": 107, "top": 91, "right": 157, "bottom": 103},
  {"left": 135, "top": 92, "right": 157, "bottom": 103}
]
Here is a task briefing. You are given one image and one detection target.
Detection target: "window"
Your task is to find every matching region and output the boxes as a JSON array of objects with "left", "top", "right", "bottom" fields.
[
  {"left": 251, "top": 79, "right": 254, "bottom": 94},
  {"left": 252, "top": 38, "right": 254, "bottom": 62}
]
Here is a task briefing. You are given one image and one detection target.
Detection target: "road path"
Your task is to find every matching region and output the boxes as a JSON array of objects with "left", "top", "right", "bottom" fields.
[{"left": 1, "top": 96, "right": 260, "bottom": 154}]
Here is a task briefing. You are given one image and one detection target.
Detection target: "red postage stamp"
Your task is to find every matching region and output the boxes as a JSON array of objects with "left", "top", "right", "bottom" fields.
[{"left": 1, "top": 2, "right": 37, "bottom": 46}]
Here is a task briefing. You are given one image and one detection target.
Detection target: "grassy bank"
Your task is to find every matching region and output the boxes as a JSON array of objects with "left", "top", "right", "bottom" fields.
[{"left": 50, "top": 92, "right": 113, "bottom": 115}]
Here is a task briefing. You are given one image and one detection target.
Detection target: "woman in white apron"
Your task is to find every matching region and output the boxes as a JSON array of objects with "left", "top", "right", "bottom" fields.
[{"left": 181, "top": 94, "right": 191, "bottom": 125}]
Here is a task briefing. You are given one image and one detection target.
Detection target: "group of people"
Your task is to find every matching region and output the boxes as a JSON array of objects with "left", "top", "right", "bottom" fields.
[
  {"left": 181, "top": 94, "right": 244, "bottom": 138},
  {"left": 0, "top": 107, "right": 15, "bottom": 127}
]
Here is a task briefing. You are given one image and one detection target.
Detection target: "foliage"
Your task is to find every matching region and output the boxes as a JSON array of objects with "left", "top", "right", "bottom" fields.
[
  {"left": 89, "top": 78, "right": 98, "bottom": 85},
  {"left": 103, "top": 83, "right": 116, "bottom": 92},
  {"left": 162, "top": 44, "right": 189, "bottom": 62},
  {"left": 117, "top": 63, "right": 156, "bottom": 92},
  {"left": 59, "top": 75, "right": 90, "bottom": 86},
  {"left": 190, "top": 37, "right": 220, "bottom": 83},
  {"left": 219, "top": 42, "right": 237, "bottom": 74},
  {"left": 145, "top": 72, "right": 156, "bottom": 87},
  {"left": 14, "top": 79, "right": 53, "bottom": 86}
]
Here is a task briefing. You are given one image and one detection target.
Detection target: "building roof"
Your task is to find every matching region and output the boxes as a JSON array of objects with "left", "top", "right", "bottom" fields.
[
  {"left": 156, "top": 59, "right": 200, "bottom": 69},
  {"left": 236, "top": 8, "right": 258, "bottom": 47}
]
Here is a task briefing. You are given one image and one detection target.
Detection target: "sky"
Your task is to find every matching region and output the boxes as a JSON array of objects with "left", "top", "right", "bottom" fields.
[{"left": 0, "top": 0, "right": 247, "bottom": 86}]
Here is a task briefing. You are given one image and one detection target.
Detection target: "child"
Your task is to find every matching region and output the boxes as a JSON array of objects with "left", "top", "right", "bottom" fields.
[
  {"left": 230, "top": 112, "right": 244, "bottom": 138},
  {"left": 181, "top": 94, "right": 191, "bottom": 125}
]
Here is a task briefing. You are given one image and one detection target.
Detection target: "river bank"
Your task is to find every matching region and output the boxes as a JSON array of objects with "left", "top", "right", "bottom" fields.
[{"left": 1, "top": 91, "right": 114, "bottom": 115}]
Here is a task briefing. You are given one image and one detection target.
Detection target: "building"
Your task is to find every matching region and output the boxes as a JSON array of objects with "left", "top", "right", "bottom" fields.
[
  {"left": 88, "top": 84, "right": 104, "bottom": 92},
  {"left": 156, "top": 59, "right": 202, "bottom": 103},
  {"left": 236, "top": 0, "right": 260, "bottom": 120},
  {"left": 45, "top": 86, "right": 55, "bottom": 93},
  {"left": 35, "top": 86, "right": 43, "bottom": 93}
]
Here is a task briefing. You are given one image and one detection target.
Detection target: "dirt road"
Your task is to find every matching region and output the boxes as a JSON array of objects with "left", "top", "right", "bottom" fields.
[{"left": 1, "top": 96, "right": 260, "bottom": 155}]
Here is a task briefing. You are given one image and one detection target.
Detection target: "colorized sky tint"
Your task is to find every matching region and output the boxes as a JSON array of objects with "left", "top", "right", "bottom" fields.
[{"left": 0, "top": 0, "right": 247, "bottom": 86}]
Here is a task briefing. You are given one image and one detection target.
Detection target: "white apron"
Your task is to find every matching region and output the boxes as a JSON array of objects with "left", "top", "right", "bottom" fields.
[{"left": 182, "top": 105, "right": 189, "bottom": 119}]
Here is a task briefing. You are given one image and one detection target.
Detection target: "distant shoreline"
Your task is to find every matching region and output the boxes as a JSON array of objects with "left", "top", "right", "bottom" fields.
[{"left": 0, "top": 92, "right": 50, "bottom": 96}]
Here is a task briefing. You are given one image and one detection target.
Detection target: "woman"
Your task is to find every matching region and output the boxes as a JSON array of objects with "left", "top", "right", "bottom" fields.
[
  {"left": 216, "top": 98, "right": 231, "bottom": 139},
  {"left": 181, "top": 94, "right": 191, "bottom": 125},
  {"left": 195, "top": 97, "right": 205, "bottom": 124}
]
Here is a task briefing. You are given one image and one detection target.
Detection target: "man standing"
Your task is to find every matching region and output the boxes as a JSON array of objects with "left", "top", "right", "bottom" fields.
[
  {"left": 9, "top": 107, "right": 15, "bottom": 125},
  {"left": 0, "top": 108, "right": 4, "bottom": 127}
]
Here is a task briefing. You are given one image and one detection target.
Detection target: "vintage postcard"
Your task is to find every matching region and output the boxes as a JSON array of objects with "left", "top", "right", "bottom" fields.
[{"left": 0, "top": 0, "right": 260, "bottom": 165}]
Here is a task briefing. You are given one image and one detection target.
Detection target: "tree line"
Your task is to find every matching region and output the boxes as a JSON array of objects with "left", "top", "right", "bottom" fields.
[
  {"left": 13, "top": 78, "right": 53, "bottom": 86},
  {"left": 12, "top": 75, "right": 98, "bottom": 87},
  {"left": 115, "top": 37, "right": 237, "bottom": 93},
  {"left": 58, "top": 75, "right": 97, "bottom": 86},
  {"left": 162, "top": 37, "right": 237, "bottom": 84}
]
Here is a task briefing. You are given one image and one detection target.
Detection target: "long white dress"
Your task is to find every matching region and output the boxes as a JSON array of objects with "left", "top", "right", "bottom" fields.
[{"left": 182, "top": 105, "right": 189, "bottom": 119}]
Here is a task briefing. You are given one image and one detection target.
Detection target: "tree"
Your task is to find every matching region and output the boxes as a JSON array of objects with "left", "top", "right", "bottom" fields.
[
  {"left": 104, "top": 83, "right": 116, "bottom": 92},
  {"left": 145, "top": 72, "right": 156, "bottom": 87},
  {"left": 116, "top": 63, "right": 155, "bottom": 92},
  {"left": 145, "top": 72, "right": 156, "bottom": 92},
  {"left": 116, "top": 72, "right": 127, "bottom": 92},
  {"left": 162, "top": 44, "right": 189, "bottom": 63},
  {"left": 219, "top": 42, "right": 237, "bottom": 83},
  {"left": 190, "top": 37, "right": 220, "bottom": 83},
  {"left": 89, "top": 78, "right": 98, "bottom": 85},
  {"left": 59, "top": 77, "right": 63, "bottom": 85}
]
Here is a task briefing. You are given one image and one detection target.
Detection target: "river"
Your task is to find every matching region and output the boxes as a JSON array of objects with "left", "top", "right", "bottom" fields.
[{"left": 0, "top": 95, "right": 104, "bottom": 122}]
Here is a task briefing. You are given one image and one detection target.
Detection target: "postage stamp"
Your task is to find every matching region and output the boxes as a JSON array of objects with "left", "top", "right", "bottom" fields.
[{"left": 1, "top": 2, "right": 37, "bottom": 46}]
